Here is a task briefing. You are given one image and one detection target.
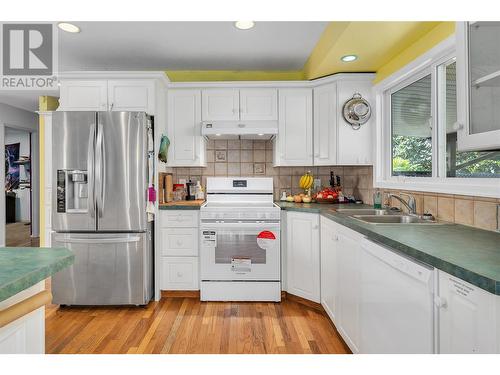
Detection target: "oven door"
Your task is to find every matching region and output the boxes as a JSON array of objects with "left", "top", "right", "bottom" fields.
[{"left": 200, "top": 220, "right": 280, "bottom": 281}]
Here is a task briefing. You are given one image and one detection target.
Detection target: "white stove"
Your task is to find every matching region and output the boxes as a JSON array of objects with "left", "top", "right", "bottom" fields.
[{"left": 200, "top": 177, "right": 281, "bottom": 301}]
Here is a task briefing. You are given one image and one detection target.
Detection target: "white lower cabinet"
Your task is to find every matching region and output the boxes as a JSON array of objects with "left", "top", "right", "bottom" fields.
[
  {"left": 0, "top": 308, "right": 45, "bottom": 354},
  {"left": 159, "top": 210, "right": 199, "bottom": 291},
  {"left": 286, "top": 211, "right": 320, "bottom": 302},
  {"left": 438, "top": 270, "right": 497, "bottom": 353},
  {"left": 334, "top": 223, "right": 362, "bottom": 353},
  {"left": 161, "top": 257, "right": 199, "bottom": 291},
  {"left": 320, "top": 216, "right": 338, "bottom": 322}
]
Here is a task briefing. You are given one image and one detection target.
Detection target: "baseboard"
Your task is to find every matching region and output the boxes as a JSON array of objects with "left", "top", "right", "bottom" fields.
[
  {"left": 281, "top": 292, "right": 324, "bottom": 312},
  {"left": 161, "top": 290, "right": 200, "bottom": 299}
]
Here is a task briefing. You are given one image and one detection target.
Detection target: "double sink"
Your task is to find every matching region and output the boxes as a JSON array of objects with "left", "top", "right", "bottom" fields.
[{"left": 335, "top": 208, "right": 441, "bottom": 225}]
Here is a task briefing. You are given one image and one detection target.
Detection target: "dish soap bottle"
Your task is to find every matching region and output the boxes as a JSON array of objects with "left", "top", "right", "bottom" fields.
[{"left": 373, "top": 190, "right": 382, "bottom": 209}]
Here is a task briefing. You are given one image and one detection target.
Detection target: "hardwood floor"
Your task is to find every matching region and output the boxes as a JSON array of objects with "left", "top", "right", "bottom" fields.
[
  {"left": 45, "top": 297, "right": 350, "bottom": 354},
  {"left": 5, "top": 222, "right": 39, "bottom": 247}
]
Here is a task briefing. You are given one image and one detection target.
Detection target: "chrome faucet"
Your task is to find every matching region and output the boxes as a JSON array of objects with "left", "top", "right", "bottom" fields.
[{"left": 387, "top": 193, "right": 417, "bottom": 215}]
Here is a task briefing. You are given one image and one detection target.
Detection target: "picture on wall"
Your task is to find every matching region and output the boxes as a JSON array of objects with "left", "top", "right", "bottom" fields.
[{"left": 5, "top": 143, "right": 20, "bottom": 191}]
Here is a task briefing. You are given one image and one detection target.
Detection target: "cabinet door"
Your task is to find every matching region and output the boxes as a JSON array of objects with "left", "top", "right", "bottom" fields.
[
  {"left": 58, "top": 80, "right": 108, "bottom": 111},
  {"left": 275, "top": 89, "right": 313, "bottom": 166},
  {"left": 161, "top": 257, "right": 199, "bottom": 290},
  {"left": 201, "top": 89, "right": 240, "bottom": 121},
  {"left": 286, "top": 211, "right": 320, "bottom": 302},
  {"left": 320, "top": 217, "right": 337, "bottom": 322},
  {"left": 336, "top": 229, "right": 361, "bottom": 353},
  {"left": 167, "top": 89, "right": 205, "bottom": 166},
  {"left": 336, "top": 80, "right": 373, "bottom": 165},
  {"left": 0, "top": 308, "right": 45, "bottom": 354},
  {"left": 240, "top": 89, "right": 278, "bottom": 121},
  {"left": 314, "top": 83, "right": 337, "bottom": 165},
  {"left": 456, "top": 22, "right": 500, "bottom": 151},
  {"left": 438, "top": 271, "right": 496, "bottom": 353},
  {"left": 107, "top": 80, "right": 155, "bottom": 114}
]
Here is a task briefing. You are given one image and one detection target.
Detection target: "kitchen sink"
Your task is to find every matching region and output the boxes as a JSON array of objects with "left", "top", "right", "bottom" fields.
[
  {"left": 335, "top": 208, "right": 392, "bottom": 216},
  {"left": 352, "top": 214, "right": 440, "bottom": 224}
]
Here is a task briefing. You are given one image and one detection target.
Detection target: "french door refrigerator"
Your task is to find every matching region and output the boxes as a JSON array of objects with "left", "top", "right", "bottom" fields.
[{"left": 51, "top": 111, "right": 153, "bottom": 305}]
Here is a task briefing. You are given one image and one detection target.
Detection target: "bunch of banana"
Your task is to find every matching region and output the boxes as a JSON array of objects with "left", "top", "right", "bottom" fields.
[{"left": 299, "top": 171, "right": 314, "bottom": 190}]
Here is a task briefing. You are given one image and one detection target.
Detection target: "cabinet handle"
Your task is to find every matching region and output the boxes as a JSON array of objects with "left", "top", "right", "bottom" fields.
[
  {"left": 313, "top": 225, "right": 319, "bottom": 230},
  {"left": 110, "top": 103, "right": 114, "bottom": 110},
  {"left": 177, "top": 272, "right": 183, "bottom": 278},
  {"left": 434, "top": 296, "right": 448, "bottom": 308},
  {"left": 453, "top": 122, "right": 464, "bottom": 131},
  {"left": 332, "top": 235, "right": 339, "bottom": 241},
  {"left": 176, "top": 239, "right": 183, "bottom": 246}
]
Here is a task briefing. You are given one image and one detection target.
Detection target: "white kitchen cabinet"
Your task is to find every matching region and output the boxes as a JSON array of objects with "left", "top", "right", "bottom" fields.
[
  {"left": 332, "top": 221, "right": 362, "bottom": 353},
  {"left": 201, "top": 89, "right": 240, "bottom": 121},
  {"left": 438, "top": 270, "right": 497, "bottom": 353},
  {"left": 161, "top": 257, "right": 199, "bottom": 290},
  {"left": 107, "top": 80, "right": 155, "bottom": 114},
  {"left": 59, "top": 79, "right": 156, "bottom": 114},
  {"left": 336, "top": 80, "right": 373, "bottom": 165},
  {"left": 274, "top": 88, "right": 313, "bottom": 166},
  {"left": 239, "top": 88, "right": 278, "bottom": 121},
  {"left": 159, "top": 210, "right": 200, "bottom": 291},
  {"left": 166, "top": 89, "right": 206, "bottom": 167},
  {"left": 286, "top": 211, "right": 320, "bottom": 302},
  {"left": 0, "top": 308, "right": 45, "bottom": 354},
  {"left": 320, "top": 216, "right": 338, "bottom": 322},
  {"left": 58, "top": 80, "right": 108, "bottom": 111},
  {"left": 313, "top": 83, "right": 338, "bottom": 165},
  {"left": 456, "top": 22, "right": 500, "bottom": 151}
]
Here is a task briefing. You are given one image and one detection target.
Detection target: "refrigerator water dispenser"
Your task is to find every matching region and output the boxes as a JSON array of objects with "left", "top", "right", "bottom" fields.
[{"left": 57, "top": 169, "right": 88, "bottom": 213}]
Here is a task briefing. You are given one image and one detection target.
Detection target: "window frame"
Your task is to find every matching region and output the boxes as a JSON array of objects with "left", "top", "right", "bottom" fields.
[{"left": 374, "top": 36, "right": 500, "bottom": 198}]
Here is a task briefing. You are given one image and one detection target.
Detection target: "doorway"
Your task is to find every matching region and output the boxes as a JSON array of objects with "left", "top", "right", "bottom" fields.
[{"left": 3, "top": 126, "right": 39, "bottom": 247}]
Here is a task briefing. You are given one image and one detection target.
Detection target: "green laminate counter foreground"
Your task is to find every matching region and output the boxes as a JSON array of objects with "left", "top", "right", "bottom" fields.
[
  {"left": 277, "top": 201, "right": 500, "bottom": 295},
  {"left": 0, "top": 247, "right": 74, "bottom": 302}
]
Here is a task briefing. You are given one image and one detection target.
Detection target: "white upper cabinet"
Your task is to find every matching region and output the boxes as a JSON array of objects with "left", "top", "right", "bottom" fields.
[
  {"left": 286, "top": 211, "right": 320, "bottom": 303},
  {"left": 336, "top": 79, "right": 373, "bottom": 165},
  {"left": 167, "top": 89, "right": 206, "bottom": 167},
  {"left": 201, "top": 89, "right": 240, "bottom": 121},
  {"left": 59, "top": 79, "right": 156, "bottom": 114},
  {"left": 313, "top": 83, "right": 337, "bottom": 165},
  {"left": 438, "top": 270, "right": 497, "bottom": 353},
  {"left": 107, "top": 80, "right": 155, "bottom": 114},
  {"left": 274, "top": 88, "right": 313, "bottom": 166},
  {"left": 58, "top": 80, "right": 108, "bottom": 111},
  {"left": 239, "top": 88, "right": 278, "bottom": 121},
  {"left": 456, "top": 21, "right": 500, "bottom": 151}
]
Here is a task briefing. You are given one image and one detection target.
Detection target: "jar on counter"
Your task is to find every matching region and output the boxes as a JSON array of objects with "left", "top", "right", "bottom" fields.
[{"left": 173, "top": 184, "right": 186, "bottom": 201}]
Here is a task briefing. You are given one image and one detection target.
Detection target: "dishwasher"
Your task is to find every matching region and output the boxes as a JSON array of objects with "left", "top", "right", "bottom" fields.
[{"left": 359, "top": 238, "right": 435, "bottom": 353}]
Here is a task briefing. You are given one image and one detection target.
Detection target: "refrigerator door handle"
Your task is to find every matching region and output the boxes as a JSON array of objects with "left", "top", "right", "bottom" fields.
[
  {"left": 96, "top": 121, "right": 104, "bottom": 218},
  {"left": 53, "top": 234, "right": 141, "bottom": 244},
  {"left": 87, "top": 122, "right": 96, "bottom": 218}
]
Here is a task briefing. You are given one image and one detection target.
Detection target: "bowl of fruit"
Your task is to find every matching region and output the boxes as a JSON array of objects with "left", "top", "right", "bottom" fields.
[{"left": 314, "top": 188, "right": 339, "bottom": 203}]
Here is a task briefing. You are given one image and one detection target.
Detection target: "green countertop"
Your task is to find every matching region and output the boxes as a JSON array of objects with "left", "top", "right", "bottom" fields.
[
  {"left": 0, "top": 247, "right": 74, "bottom": 302},
  {"left": 277, "top": 202, "right": 500, "bottom": 295}
]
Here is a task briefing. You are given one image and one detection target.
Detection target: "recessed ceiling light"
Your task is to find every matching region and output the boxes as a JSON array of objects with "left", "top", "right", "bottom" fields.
[
  {"left": 58, "top": 22, "right": 80, "bottom": 33},
  {"left": 258, "top": 133, "right": 264, "bottom": 136},
  {"left": 341, "top": 54, "right": 358, "bottom": 62},
  {"left": 215, "top": 134, "right": 221, "bottom": 137},
  {"left": 235, "top": 21, "right": 255, "bottom": 30}
]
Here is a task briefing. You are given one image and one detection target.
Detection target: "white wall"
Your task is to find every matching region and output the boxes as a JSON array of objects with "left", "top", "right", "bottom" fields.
[{"left": 0, "top": 103, "right": 39, "bottom": 246}]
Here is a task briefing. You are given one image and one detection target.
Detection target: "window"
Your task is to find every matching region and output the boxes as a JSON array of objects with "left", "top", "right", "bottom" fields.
[
  {"left": 375, "top": 38, "right": 500, "bottom": 197},
  {"left": 391, "top": 74, "right": 432, "bottom": 177},
  {"left": 440, "top": 61, "right": 500, "bottom": 178}
]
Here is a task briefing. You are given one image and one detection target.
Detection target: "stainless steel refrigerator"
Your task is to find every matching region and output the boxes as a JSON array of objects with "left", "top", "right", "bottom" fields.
[{"left": 51, "top": 111, "right": 153, "bottom": 306}]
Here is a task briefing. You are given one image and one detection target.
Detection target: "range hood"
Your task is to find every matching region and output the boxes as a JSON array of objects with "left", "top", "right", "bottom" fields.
[{"left": 201, "top": 121, "right": 278, "bottom": 140}]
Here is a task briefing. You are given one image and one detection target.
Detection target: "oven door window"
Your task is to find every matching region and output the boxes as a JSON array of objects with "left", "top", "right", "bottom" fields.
[{"left": 215, "top": 232, "right": 266, "bottom": 264}]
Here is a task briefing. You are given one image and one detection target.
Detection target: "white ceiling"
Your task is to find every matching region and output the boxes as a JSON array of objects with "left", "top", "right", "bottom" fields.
[
  {"left": 0, "top": 21, "right": 327, "bottom": 112},
  {"left": 58, "top": 21, "right": 328, "bottom": 71}
]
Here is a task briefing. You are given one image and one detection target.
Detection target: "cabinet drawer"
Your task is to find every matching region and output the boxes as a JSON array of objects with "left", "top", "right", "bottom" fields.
[
  {"left": 161, "top": 228, "right": 198, "bottom": 256},
  {"left": 160, "top": 210, "right": 199, "bottom": 228},
  {"left": 160, "top": 257, "right": 199, "bottom": 290}
]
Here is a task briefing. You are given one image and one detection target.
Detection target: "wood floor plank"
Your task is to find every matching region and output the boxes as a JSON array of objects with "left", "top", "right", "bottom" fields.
[{"left": 45, "top": 297, "right": 350, "bottom": 354}]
